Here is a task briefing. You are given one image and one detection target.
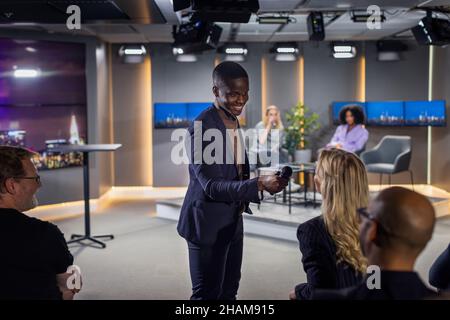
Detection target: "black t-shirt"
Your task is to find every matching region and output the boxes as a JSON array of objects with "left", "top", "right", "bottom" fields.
[{"left": 0, "top": 208, "right": 74, "bottom": 300}]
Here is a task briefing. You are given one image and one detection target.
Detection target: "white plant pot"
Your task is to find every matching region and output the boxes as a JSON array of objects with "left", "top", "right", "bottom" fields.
[{"left": 294, "top": 149, "right": 312, "bottom": 163}]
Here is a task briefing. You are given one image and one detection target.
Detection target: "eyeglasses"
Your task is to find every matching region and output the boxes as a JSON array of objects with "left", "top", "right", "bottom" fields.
[
  {"left": 357, "top": 207, "right": 401, "bottom": 240},
  {"left": 13, "top": 175, "right": 41, "bottom": 185}
]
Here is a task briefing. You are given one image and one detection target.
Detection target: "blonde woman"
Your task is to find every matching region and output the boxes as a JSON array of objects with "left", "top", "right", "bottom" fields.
[
  {"left": 290, "top": 148, "right": 369, "bottom": 300},
  {"left": 251, "top": 105, "right": 287, "bottom": 169}
]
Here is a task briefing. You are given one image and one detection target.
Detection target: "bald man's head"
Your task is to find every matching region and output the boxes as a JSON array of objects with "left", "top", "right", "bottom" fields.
[{"left": 370, "top": 187, "right": 435, "bottom": 254}]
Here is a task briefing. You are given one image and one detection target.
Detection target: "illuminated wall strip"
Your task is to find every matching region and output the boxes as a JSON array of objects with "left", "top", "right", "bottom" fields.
[
  {"left": 357, "top": 48, "right": 366, "bottom": 102},
  {"left": 107, "top": 43, "right": 115, "bottom": 186},
  {"left": 427, "top": 46, "right": 434, "bottom": 185},
  {"left": 298, "top": 54, "right": 304, "bottom": 105},
  {"left": 261, "top": 56, "right": 268, "bottom": 121},
  {"left": 298, "top": 54, "right": 305, "bottom": 184},
  {"left": 298, "top": 55, "right": 305, "bottom": 149},
  {"left": 146, "top": 55, "right": 154, "bottom": 186},
  {"left": 214, "top": 57, "right": 221, "bottom": 67}
]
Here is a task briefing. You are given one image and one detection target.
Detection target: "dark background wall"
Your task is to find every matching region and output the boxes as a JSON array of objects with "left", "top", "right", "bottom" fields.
[
  {"left": 365, "top": 41, "right": 429, "bottom": 184},
  {"left": 0, "top": 31, "right": 439, "bottom": 201},
  {"left": 144, "top": 41, "right": 430, "bottom": 187}
]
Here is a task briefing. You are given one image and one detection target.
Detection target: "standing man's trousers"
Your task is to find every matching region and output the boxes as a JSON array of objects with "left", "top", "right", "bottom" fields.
[{"left": 187, "top": 215, "right": 244, "bottom": 300}]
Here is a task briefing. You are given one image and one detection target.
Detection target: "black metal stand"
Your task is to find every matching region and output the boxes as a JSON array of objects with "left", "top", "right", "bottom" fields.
[{"left": 67, "top": 152, "right": 114, "bottom": 249}]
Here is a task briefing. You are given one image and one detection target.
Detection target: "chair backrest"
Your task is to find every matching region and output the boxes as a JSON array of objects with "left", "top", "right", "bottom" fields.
[{"left": 376, "top": 135, "right": 411, "bottom": 164}]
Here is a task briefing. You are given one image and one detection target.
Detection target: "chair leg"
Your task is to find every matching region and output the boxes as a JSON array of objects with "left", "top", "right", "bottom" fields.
[
  {"left": 409, "top": 170, "right": 415, "bottom": 191},
  {"left": 379, "top": 173, "right": 383, "bottom": 190}
]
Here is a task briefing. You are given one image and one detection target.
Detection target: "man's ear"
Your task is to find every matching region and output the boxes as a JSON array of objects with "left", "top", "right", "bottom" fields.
[
  {"left": 3, "top": 178, "right": 16, "bottom": 195},
  {"left": 212, "top": 86, "right": 219, "bottom": 98}
]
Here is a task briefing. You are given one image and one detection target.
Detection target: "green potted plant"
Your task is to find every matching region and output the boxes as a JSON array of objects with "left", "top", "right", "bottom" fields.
[{"left": 283, "top": 103, "right": 320, "bottom": 163}]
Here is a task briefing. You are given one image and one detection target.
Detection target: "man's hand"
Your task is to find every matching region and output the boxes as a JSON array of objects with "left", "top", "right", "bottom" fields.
[
  {"left": 289, "top": 290, "right": 297, "bottom": 300},
  {"left": 257, "top": 175, "right": 288, "bottom": 195}
]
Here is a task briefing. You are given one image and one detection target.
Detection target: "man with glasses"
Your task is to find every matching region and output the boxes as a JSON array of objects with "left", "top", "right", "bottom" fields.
[
  {"left": 313, "top": 186, "right": 438, "bottom": 300},
  {"left": 0, "top": 146, "right": 80, "bottom": 300}
]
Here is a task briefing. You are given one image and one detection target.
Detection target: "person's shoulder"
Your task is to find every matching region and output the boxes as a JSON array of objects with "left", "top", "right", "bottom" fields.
[
  {"left": 297, "top": 216, "right": 328, "bottom": 244},
  {"left": 255, "top": 121, "right": 264, "bottom": 128},
  {"left": 27, "top": 216, "right": 64, "bottom": 237},
  {"left": 358, "top": 124, "right": 369, "bottom": 132},
  {"left": 298, "top": 215, "right": 325, "bottom": 233}
]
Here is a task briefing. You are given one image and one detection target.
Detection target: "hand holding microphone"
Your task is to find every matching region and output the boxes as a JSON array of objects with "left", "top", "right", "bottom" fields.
[{"left": 257, "top": 166, "right": 292, "bottom": 195}]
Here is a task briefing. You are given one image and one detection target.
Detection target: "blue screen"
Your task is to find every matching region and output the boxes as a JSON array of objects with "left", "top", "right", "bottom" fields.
[
  {"left": 331, "top": 102, "right": 366, "bottom": 124},
  {"left": 404, "top": 100, "right": 446, "bottom": 127},
  {"left": 366, "top": 101, "right": 404, "bottom": 126},
  {"left": 154, "top": 102, "right": 211, "bottom": 129},
  {"left": 187, "top": 103, "right": 211, "bottom": 121}
]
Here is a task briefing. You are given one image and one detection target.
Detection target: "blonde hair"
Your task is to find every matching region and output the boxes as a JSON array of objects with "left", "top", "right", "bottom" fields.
[
  {"left": 316, "top": 148, "right": 369, "bottom": 273},
  {"left": 263, "top": 105, "right": 284, "bottom": 130}
]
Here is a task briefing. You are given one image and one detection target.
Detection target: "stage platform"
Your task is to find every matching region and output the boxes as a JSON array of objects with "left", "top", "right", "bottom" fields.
[{"left": 156, "top": 185, "right": 450, "bottom": 243}]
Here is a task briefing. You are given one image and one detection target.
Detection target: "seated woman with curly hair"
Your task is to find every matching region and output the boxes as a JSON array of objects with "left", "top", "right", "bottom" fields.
[{"left": 327, "top": 105, "right": 368, "bottom": 155}]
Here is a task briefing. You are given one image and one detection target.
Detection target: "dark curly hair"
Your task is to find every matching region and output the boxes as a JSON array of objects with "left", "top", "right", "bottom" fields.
[{"left": 339, "top": 105, "right": 365, "bottom": 125}]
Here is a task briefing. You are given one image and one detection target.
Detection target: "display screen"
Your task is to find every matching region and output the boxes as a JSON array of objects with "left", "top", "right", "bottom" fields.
[
  {"left": 366, "top": 101, "right": 405, "bottom": 126},
  {"left": 404, "top": 100, "right": 446, "bottom": 126},
  {"left": 154, "top": 102, "right": 211, "bottom": 129},
  {"left": 0, "top": 37, "right": 87, "bottom": 170},
  {"left": 331, "top": 101, "right": 366, "bottom": 124}
]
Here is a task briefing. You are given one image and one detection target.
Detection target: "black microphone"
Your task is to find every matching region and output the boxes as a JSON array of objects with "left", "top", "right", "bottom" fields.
[{"left": 277, "top": 166, "right": 293, "bottom": 180}]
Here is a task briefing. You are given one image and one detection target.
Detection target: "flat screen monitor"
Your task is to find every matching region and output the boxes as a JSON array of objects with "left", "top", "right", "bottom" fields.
[
  {"left": 154, "top": 102, "right": 211, "bottom": 129},
  {"left": 331, "top": 102, "right": 366, "bottom": 125},
  {"left": 404, "top": 100, "right": 446, "bottom": 127},
  {"left": 366, "top": 101, "right": 404, "bottom": 126}
]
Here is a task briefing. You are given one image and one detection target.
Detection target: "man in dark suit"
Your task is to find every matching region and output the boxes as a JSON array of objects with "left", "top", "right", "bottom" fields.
[
  {"left": 429, "top": 243, "right": 450, "bottom": 291},
  {"left": 177, "top": 61, "right": 288, "bottom": 300},
  {"left": 313, "top": 187, "right": 437, "bottom": 300}
]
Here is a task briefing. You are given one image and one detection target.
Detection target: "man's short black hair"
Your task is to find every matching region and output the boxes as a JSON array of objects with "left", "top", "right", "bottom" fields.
[
  {"left": 213, "top": 61, "right": 248, "bottom": 86},
  {"left": 339, "top": 105, "right": 365, "bottom": 125}
]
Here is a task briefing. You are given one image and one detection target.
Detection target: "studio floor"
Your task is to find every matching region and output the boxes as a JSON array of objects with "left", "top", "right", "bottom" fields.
[{"left": 49, "top": 196, "right": 450, "bottom": 300}]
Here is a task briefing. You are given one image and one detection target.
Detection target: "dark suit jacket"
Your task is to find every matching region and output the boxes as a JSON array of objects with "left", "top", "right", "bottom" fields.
[
  {"left": 312, "top": 271, "right": 437, "bottom": 300},
  {"left": 429, "top": 243, "right": 450, "bottom": 291},
  {"left": 177, "top": 106, "right": 260, "bottom": 246},
  {"left": 295, "top": 215, "right": 363, "bottom": 300}
]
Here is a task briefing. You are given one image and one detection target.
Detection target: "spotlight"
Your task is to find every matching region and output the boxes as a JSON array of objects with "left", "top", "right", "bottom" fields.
[
  {"left": 332, "top": 43, "right": 356, "bottom": 58},
  {"left": 172, "top": 21, "right": 222, "bottom": 54},
  {"left": 307, "top": 12, "right": 325, "bottom": 41},
  {"left": 350, "top": 10, "right": 386, "bottom": 23},
  {"left": 271, "top": 43, "right": 299, "bottom": 61},
  {"left": 376, "top": 41, "right": 407, "bottom": 61},
  {"left": 118, "top": 44, "right": 147, "bottom": 63},
  {"left": 173, "top": 0, "right": 260, "bottom": 23},
  {"left": 257, "top": 15, "right": 291, "bottom": 24},
  {"left": 14, "top": 69, "right": 40, "bottom": 78},
  {"left": 412, "top": 15, "right": 450, "bottom": 46},
  {"left": 218, "top": 43, "right": 248, "bottom": 61},
  {"left": 172, "top": 46, "right": 198, "bottom": 62}
]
